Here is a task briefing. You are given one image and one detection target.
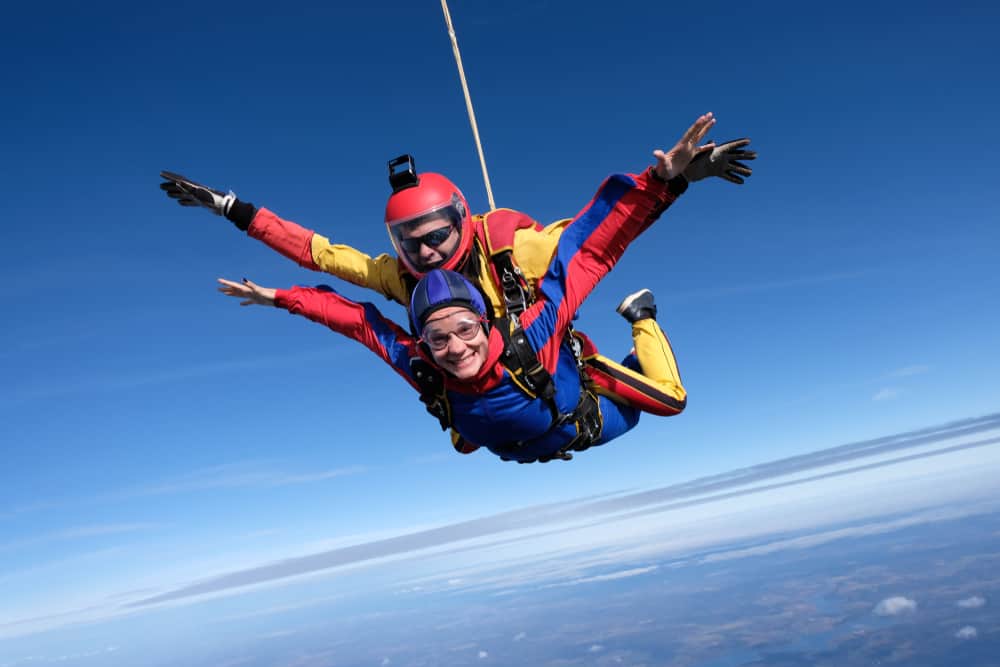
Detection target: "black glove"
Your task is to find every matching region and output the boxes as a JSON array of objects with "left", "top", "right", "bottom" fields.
[
  {"left": 159, "top": 171, "right": 237, "bottom": 216},
  {"left": 684, "top": 138, "right": 757, "bottom": 185}
]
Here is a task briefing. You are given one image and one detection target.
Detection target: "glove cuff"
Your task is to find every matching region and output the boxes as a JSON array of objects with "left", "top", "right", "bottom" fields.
[
  {"left": 647, "top": 166, "right": 689, "bottom": 194},
  {"left": 666, "top": 173, "right": 688, "bottom": 196},
  {"left": 225, "top": 199, "right": 257, "bottom": 232}
]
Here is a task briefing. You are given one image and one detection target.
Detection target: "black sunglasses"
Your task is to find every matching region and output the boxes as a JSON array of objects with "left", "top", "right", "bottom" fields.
[{"left": 399, "top": 226, "right": 454, "bottom": 254}]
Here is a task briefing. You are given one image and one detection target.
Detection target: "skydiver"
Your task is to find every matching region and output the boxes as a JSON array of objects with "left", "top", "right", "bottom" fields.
[
  {"left": 215, "top": 113, "right": 717, "bottom": 462},
  {"left": 159, "top": 113, "right": 755, "bottom": 441}
]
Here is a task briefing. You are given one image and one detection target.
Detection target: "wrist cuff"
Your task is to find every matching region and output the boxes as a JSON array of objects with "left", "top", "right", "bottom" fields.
[
  {"left": 226, "top": 199, "right": 257, "bottom": 231},
  {"left": 667, "top": 174, "right": 688, "bottom": 196},
  {"left": 647, "top": 166, "right": 689, "bottom": 196}
]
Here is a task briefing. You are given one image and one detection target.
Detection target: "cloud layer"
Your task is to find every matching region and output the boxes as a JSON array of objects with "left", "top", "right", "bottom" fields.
[{"left": 128, "top": 412, "right": 1000, "bottom": 609}]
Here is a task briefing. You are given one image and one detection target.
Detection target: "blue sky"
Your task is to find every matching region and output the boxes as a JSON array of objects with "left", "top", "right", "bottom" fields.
[{"left": 1, "top": 0, "right": 999, "bottom": 657}]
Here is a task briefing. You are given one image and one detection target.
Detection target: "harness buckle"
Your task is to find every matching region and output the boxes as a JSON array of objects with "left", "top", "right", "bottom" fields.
[
  {"left": 568, "top": 390, "right": 602, "bottom": 453},
  {"left": 500, "top": 266, "right": 527, "bottom": 316}
]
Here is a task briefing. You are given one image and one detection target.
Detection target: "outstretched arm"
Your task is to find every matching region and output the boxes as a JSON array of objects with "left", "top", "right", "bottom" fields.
[
  {"left": 522, "top": 113, "right": 720, "bottom": 371},
  {"left": 217, "top": 276, "right": 422, "bottom": 390},
  {"left": 162, "top": 171, "right": 411, "bottom": 304}
]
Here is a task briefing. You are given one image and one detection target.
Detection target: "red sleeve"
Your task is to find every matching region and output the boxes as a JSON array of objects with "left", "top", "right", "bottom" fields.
[
  {"left": 248, "top": 208, "right": 320, "bottom": 270},
  {"left": 273, "top": 287, "right": 423, "bottom": 391}
]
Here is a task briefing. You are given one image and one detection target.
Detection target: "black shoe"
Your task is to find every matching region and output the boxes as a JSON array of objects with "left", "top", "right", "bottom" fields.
[{"left": 616, "top": 288, "right": 657, "bottom": 323}]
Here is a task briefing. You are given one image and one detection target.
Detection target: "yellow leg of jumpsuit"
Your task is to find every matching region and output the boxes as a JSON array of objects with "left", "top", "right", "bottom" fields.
[{"left": 578, "top": 319, "right": 686, "bottom": 417}]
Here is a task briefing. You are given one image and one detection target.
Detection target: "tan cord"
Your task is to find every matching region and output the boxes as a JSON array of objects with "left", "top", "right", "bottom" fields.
[{"left": 440, "top": 0, "right": 497, "bottom": 210}]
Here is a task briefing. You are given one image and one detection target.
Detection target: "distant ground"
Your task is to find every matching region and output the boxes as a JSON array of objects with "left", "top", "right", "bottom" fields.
[{"left": 134, "top": 504, "right": 998, "bottom": 667}]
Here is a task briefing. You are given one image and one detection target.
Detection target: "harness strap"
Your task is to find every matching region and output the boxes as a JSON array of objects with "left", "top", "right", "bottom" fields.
[
  {"left": 505, "top": 388, "right": 604, "bottom": 464},
  {"left": 497, "top": 316, "right": 555, "bottom": 402},
  {"left": 492, "top": 250, "right": 530, "bottom": 318},
  {"left": 409, "top": 357, "right": 451, "bottom": 431}
]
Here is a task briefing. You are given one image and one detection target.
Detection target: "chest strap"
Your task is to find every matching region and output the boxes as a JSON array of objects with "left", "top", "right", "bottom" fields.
[{"left": 497, "top": 316, "right": 555, "bottom": 403}]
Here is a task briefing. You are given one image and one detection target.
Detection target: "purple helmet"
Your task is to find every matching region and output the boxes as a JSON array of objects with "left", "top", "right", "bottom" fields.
[{"left": 409, "top": 269, "right": 487, "bottom": 336}]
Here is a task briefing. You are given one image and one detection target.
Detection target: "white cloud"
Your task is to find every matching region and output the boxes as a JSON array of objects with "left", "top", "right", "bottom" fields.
[
  {"left": 552, "top": 566, "right": 658, "bottom": 588},
  {"left": 381, "top": 658, "right": 391, "bottom": 666},
  {"left": 957, "top": 596, "right": 985, "bottom": 609},
  {"left": 874, "top": 596, "right": 917, "bottom": 616},
  {"left": 872, "top": 388, "right": 899, "bottom": 401},
  {"left": 0, "top": 523, "right": 154, "bottom": 553},
  {"left": 956, "top": 626, "right": 977, "bottom": 640},
  {"left": 478, "top": 650, "right": 488, "bottom": 659},
  {"left": 884, "top": 365, "right": 930, "bottom": 379},
  {"left": 1, "top": 645, "right": 120, "bottom": 665},
  {"left": 589, "top": 644, "right": 604, "bottom": 653},
  {"left": 131, "top": 463, "right": 367, "bottom": 496},
  {"left": 513, "top": 632, "right": 526, "bottom": 641}
]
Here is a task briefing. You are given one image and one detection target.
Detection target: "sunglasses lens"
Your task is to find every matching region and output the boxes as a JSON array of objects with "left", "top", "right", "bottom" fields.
[
  {"left": 423, "top": 227, "right": 453, "bottom": 247},
  {"left": 400, "top": 226, "right": 453, "bottom": 254}
]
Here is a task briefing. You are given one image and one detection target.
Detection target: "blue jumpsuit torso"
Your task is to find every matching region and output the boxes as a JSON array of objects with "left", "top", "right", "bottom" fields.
[{"left": 447, "top": 340, "right": 587, "bottom": 461}]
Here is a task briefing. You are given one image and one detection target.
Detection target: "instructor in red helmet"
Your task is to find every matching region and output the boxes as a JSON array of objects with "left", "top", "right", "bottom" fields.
[{"left": 383, "top": 163, "right": 473, "bottom": 277}]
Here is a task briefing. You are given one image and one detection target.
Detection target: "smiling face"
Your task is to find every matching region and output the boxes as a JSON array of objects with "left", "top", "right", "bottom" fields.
[{"left": 422, "top": 306, "right": 489, "bottom": 380}]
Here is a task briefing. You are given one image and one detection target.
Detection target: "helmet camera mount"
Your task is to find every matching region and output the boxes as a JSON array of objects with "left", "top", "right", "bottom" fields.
[{"left": 388, "top": 154, "right": 420, "bottom": 193}]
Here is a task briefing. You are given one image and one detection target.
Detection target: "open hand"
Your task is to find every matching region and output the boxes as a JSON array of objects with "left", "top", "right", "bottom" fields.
[
  {"left": 217, "top": 278, "right": 276, "bottom": 306},
  {"left": 653, "top": 112, "right": 716, "bottom": 181}
]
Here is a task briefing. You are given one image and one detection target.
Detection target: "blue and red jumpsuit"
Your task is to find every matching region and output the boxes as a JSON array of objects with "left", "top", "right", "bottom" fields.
[{"left": 273, "top": 169, "right": 687, "bottom": 462}]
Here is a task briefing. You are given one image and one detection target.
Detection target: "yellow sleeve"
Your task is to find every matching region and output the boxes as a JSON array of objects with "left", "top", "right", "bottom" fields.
[
  {"left": 511, "top": 218, "right": 570, "bottom": 285},
  {"left": 309, "top": 233, "right": 412, "bottom": 306}
]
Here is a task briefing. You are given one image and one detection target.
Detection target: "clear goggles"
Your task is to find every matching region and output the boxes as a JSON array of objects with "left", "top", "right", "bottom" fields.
[{"left": 420, "top": 312, "right": 485, "bottom": 351}]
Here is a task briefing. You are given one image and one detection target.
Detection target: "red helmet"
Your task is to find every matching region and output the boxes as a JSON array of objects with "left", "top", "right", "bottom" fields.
[{"left": 385, "top": 155, "right": 474, "bottom": 278}]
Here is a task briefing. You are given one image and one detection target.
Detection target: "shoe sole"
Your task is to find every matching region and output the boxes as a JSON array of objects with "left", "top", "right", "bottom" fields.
[{"left": 616, "top": 288, "right": 653, "bottom": 315}]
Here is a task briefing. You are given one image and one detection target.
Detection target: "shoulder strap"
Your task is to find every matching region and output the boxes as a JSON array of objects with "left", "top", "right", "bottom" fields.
[
  {"left": 492, "top": 250, "right": 530, "bottom": 317},
  {"left": 477, "top": 210, "right": 542, "bottom": 317}
]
